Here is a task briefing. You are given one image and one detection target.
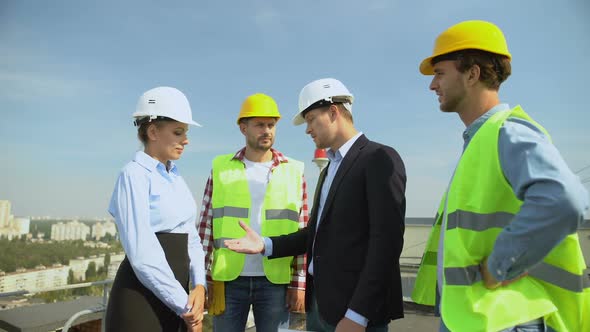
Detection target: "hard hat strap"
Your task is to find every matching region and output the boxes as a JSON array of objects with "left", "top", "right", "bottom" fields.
[
  {"left": 133, "top": 116, "right": 174, "bottom": 127},
  {"left": 331, "top": 96, "right": 351, "bottom": 104},
  {"left": 302, "top": 96, "right": 353, "bottom": 118},
  {"left": 301, "top": 99, "right": 333, "bottom": 116}
]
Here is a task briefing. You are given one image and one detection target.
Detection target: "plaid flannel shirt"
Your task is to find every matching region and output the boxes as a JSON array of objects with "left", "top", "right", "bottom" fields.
[{"left": 198, "top": 148, "right": 309, "bottom": 290}]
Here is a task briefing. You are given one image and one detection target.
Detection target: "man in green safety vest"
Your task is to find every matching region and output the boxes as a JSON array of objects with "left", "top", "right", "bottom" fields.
[
  {"left": 197, "top": 93, "right": 309, "bottom": 332},
  {"left": 413, "top": 20, "right": 590, "bottom": 332}
]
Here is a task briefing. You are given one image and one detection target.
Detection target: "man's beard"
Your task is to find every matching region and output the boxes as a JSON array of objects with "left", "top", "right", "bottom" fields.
[{"left": 248, "top": 135, "right": 273, "bottom": 151}]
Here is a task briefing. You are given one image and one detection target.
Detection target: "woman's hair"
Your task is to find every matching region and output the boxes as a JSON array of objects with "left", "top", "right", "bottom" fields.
[
  {"left": 431, "top": 49, "right": 511, "bottom": 90},
  {"left": 136, "top": 117, "right": 174, "bottom": 144}
]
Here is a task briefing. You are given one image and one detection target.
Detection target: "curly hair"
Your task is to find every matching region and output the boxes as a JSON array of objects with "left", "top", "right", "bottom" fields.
[{"left": 432, "top": 49, "right": 511, "bottom": 90}]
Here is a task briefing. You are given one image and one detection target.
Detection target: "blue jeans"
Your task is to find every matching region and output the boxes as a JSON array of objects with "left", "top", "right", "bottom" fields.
[
  {"left": 213, "top": 276, "right": 289, "bottom": 332},
  {"left": 306, "top": 292, "right": 388, "bottom": 332},
  {"left": 439, "top": 319, "right": 545, "bottom": 332}
]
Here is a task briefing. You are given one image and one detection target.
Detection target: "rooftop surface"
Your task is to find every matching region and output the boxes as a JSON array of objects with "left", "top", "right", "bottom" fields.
[{"left": 0, "top": 296, "right": 103, "bottom": 332}]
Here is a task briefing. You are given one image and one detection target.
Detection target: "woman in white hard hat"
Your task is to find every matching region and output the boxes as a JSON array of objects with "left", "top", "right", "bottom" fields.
[{"left": 105, "top": 87, "right": 206, "bottom": 332}]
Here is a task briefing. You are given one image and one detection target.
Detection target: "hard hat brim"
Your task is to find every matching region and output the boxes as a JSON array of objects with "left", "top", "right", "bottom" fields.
[
  {"left": 419, "top": 56, "right": 436, "bottom": 75},
  {"left": 132, "top": 113, "right": 202, "bottom": 127},
  {"left": 236, "top": 115, "right": 281, "bottom": 125},
  {"left": 419, "top": 47, "right": 466, "bottom": 75},
  {"left": 188, "top": 119, "right": 202, "bottom": 127},
  {"left": 163, "top": 115, "right": 202, "bottom": 127},
  {"left": 292, "top": 113, "right": 305, "bottom": 126}
]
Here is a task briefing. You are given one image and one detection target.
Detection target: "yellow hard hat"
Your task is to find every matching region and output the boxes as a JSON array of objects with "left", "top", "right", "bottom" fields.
[
  {"left": 419, "top": 20, "right": 512, "bottom": 75},
  {"left": 237, "top": 93, "right": 281, "bottom": 124}
]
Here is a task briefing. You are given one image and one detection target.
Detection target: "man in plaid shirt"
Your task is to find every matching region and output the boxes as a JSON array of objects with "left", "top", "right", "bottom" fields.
[{"left": 197, "top": 93, "right": 308, "bottom": 332}]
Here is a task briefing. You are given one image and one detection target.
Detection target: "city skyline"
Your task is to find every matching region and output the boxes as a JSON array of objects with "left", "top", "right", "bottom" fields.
[{"left": 2, "top": 1, "right": 589, "bottom": 218}]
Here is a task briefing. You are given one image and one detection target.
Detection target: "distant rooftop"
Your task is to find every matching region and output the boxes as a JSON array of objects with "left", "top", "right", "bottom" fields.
[{"left": 0, "top": 296, "right": 103, "bottom": 332}]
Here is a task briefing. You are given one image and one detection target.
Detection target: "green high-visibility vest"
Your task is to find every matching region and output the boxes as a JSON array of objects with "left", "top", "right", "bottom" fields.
[
  {"left": 211, "top": 154, "right": 303, "bottom": 284},
  {"left": 412, "top": 106, "right": 590, "bottom": 332}
]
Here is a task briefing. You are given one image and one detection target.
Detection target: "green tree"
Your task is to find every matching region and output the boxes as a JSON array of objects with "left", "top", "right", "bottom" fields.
[
  {"left": 67, "top": 269, "right": 75, "bottom": 284},
  {"left": 104, "top": 253, "right": 111, "bottom": 274},
  {"left": 85, "top": 262, "right": 97, "bottom": 280},
  {"left": 33, "top": 289, "right": 73, "bottom": 303},
  {"left": 0, "top": 238, "right": 122, "bottom": 273},
  {"left": 102, "top": 233, "right": 114, "bottom": 242}
]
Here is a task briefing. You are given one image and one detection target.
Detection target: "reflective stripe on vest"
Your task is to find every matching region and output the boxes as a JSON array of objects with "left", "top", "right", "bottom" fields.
[
  {"left": 212, "top": 206, "right": 249, "bottom": 219},
  {"left": 443, "top": 210, "right": 590, "bottom": 293},
  {"left": 266, "top": 209, "right": 299, "bottom": 222},
  {"left": 212, "top": 208, "right": 298, "bottom": 221},
  {"left": 444, "top": 262, "right": 590, "bottom": 293},
  {"left": 446, "top": 210, "right": 513, "bottom": 231},
  {"left": 213, "top": 238, "right": 231, "bottom": 249}
]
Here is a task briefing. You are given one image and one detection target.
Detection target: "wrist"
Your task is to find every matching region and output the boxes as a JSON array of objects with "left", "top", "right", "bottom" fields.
[
  {"left": 344, "top": 309, "right": 368, "bottom": 327},
  {"left": 262, "top": 237, "right": 273, "bottom": 256},
  {"left": 193, "top": 284, "right": 206, "bottom": 293}
]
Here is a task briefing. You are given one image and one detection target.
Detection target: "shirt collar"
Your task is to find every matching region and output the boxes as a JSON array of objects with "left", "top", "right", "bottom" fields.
[
  {"left": 133, "top": 150, "right": 178, "bottom": 174},
  {"left": 327, "top": 131, "right": 363, "bottom": 162},
  {"left": 232, "top": 147, "right": 288, "bottom": 168},
  {"left": 463, "top": 104, "right": 510, "bottom": 143}
]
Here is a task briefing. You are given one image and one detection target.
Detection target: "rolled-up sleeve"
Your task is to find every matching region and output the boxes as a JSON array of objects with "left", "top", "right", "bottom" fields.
[
  {"left": 487, "top": 118, "right": 589, "bottom": 281},
  {"left": 108, "top": 170, "right": 190, "bottom": 316}
]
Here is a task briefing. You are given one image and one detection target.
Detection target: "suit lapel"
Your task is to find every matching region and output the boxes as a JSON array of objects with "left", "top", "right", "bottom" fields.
[{"left": 318, "top": 135, "right": 369, "bottom": 225}]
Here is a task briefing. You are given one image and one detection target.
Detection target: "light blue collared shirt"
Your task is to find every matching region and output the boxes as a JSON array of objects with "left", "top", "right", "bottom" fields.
[
  {"left": 308, "top": 131, "right": 363, "bottom": 275},
  {"left": 109, "top": 151, "right": 206, "bottom": 316},
  {"left": 439, "top": 104, "right": 588, "bottom": 285}
]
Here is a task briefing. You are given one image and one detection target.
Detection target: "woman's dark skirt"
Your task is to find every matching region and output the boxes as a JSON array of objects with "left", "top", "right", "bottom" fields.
[{"left": 105, "top": 233, "right": 189, "bottom": 332}]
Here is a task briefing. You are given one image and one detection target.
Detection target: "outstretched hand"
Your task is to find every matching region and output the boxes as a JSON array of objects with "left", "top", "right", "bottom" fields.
[{"left": 224, "top": 220, "right": 265, "bottom": 254}]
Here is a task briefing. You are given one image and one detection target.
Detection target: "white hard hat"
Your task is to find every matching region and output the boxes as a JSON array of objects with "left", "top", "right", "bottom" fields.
[
  {"left": 293, "top": 78, "right": 354, "bottom": 126},
  {"left": 132, "top": 86, "right": 201, "bottom": 127}
]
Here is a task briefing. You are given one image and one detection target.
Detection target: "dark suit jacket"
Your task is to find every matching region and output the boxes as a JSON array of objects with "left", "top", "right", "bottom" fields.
[{"left": 270, "top": 134, "right": 406, "bottom": 326}]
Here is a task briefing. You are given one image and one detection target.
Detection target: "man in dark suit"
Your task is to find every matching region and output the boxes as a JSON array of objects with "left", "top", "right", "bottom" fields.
[{"left": 225, "top": 78, "right": 406, "bottom": 332}]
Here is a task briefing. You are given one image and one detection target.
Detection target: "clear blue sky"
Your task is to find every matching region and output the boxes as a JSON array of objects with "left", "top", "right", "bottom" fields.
[{"left": 1, "top": 0, "right": 589, "bottom": 218}]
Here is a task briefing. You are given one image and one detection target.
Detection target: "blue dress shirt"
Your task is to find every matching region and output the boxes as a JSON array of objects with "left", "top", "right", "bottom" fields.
[
  {"left": 440, "top": 104, "right": 589, "bottom": 282},
  {"left": 109, "top": 151, "right": 206, "bottom": 316},
  {"left": 481, "top": 105, "right": 589, "bottom": 280},
  {"left": 308, "top": 132, "right": 363, "bottom": 274}
]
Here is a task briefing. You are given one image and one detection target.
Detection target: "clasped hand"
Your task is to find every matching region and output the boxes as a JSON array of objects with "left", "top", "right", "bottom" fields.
[{"left": 182, "top": 285, "right": 206, "bottom": 332}]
